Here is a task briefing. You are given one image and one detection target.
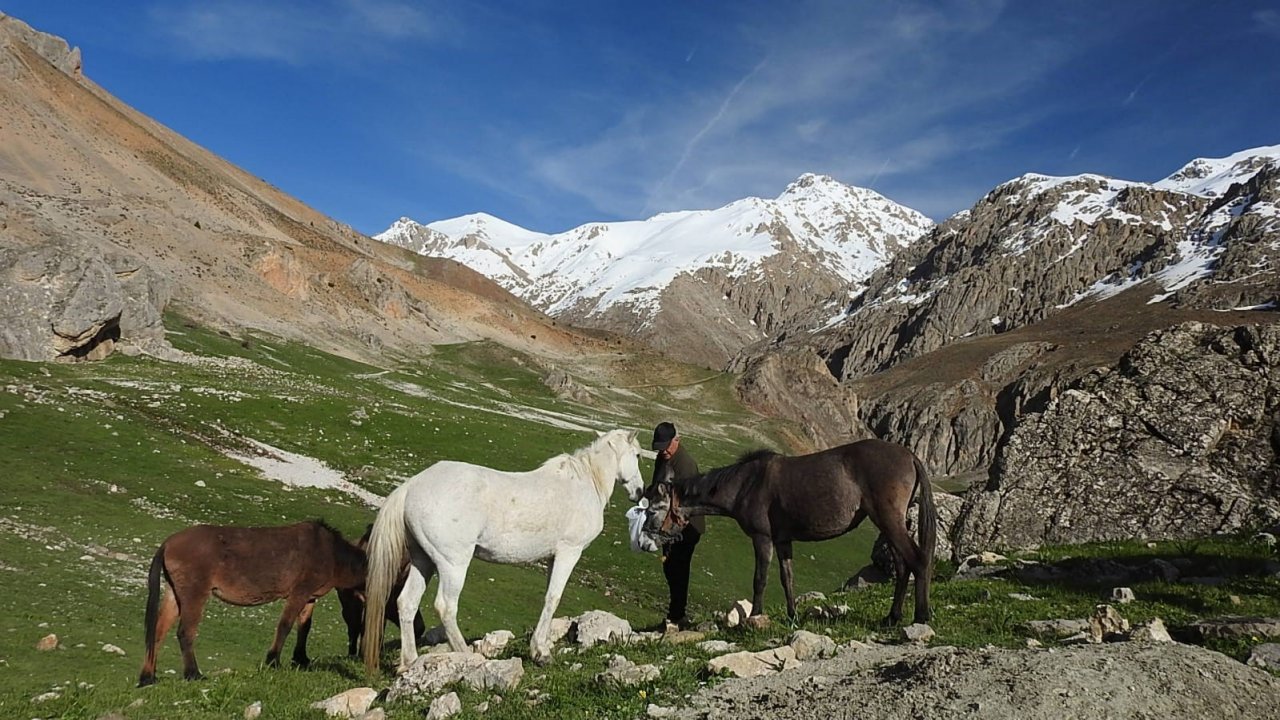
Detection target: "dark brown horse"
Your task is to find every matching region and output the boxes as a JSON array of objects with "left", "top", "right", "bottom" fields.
[
  {"left": 137, "top": 520, "right": 366, "bottom": 687},
  {"left": 644, "top": 438, "right": 936, "bottom": 625},
  {"left": 336, "top": 525, "right": 426, "bottom": 656}
]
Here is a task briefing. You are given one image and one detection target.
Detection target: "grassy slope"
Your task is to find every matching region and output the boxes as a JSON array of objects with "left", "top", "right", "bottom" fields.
[
  {"left": 0, "top": 316, "right": 872, "bottom": 719},
  {"left": 2, "top": 318, "right": 1275, "bottom": 719}
]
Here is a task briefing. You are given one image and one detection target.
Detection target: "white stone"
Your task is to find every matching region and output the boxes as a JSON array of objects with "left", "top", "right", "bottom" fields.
[
  {"left": 725, "top": 599, "right": 753, "bottom": 628},
  {"left": 1109, "top": 587, "right": 1136, "bottom": 604},
  {"left": 102, "top": 643, "right": 126, "bottom": 655},
  {"left": 244, "top": 701, "right": 263, "bottom": 720},
  {"left": 903, "top": 623, "right": 935, "bottom": 643},
  {"left": 574, "top": 610, "right": 632, "bottom": 648},
  {"left": 471, "top": 629, "right": 514, "bottom": 658},
  {"left": 426, "top": 692, "right": 461, "bottom": 720},
  {"left": 788, "top": 630, "right": 837, "bottom": 660},
  {"left": 310, "top": 688, "right": 378, "bottom": 718},
  {"left": 1129, "top": 618, "right": 1173, "bottom": 643}
]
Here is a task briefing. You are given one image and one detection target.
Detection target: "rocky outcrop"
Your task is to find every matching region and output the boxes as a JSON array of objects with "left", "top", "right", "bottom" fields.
[
  {"left": 0, "top": 234, "right": 170, "bottom": 361},
  {"left": 0, "top": 13, "right": 82, "bottom": 80},
  {"left": 732, "top": 346, "right": 870, "bottom": 450},
  {"left": 955, "top": 322, "right": 1280, "bottom": 554}
]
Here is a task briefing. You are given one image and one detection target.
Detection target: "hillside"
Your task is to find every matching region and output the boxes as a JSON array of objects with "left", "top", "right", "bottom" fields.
[
  {"left": 377, "top": 175, "right": 934, "bottom": 368},
  {"left": 0, "top": 13, "right": 609, "bottom": 366}
]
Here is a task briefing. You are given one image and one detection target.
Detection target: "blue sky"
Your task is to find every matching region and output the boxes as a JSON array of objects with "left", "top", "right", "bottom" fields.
[{"left": 5, "top": 1, "right": 1279, "bottom": 235}]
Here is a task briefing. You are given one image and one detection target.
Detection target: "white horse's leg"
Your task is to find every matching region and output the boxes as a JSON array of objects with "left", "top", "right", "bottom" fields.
[
  {"left": 433, "top": 553, "right": 473, "bottom": 653},
  {"left": 530, "top": 545, "right": 583, "bottom": 664},
  {"left": 395, "top": 547, "right": 433, "bottom": 674}
]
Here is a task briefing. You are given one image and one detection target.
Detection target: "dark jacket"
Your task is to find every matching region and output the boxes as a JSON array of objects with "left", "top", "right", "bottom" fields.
[{"left": 653, "top": 445, "right": 704, "bottom": 534}]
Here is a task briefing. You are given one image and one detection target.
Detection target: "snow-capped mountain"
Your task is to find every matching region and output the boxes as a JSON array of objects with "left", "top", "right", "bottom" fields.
[
  {"left": 789, "top": 144, "right": 1280, "bottom": 381},
  {"left": 377, "top": 175, "right": 934, "bottom": 367}
]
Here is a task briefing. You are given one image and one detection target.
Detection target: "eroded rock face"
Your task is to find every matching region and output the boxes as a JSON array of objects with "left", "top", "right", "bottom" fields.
[
  {"left": 733, "top": 346, "right": 870, "bottom": 449},
  {"left": 955, "top": 322, "right": 1280, "bottom": 554},
  {"left": 0, "top": 236, "right": 170, "bottom": 361}
]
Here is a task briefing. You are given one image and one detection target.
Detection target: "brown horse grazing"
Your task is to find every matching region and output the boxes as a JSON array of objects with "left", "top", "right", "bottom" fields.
[
  {"left": 337, "top": 525, "right": 426, "bottom": 656},
  {"left": 137, "top": 520, "right": 366, "bottom": 687},
  {"left": 644, "top": 438, "right": 936, "bottom": 625}
]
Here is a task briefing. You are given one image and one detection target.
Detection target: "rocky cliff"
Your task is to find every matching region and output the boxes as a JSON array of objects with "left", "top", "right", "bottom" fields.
[{"left": 954, "top": 322, "right": 1280, "bottom": 554}]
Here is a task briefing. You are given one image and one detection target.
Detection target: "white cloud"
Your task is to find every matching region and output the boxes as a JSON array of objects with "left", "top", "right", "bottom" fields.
[
  {"left": 148, "top": 0, "right": 441, "bottom": 65},
  {"left": 1256, "top": 9, "right": 1280, "bottom": 39},
  {"left": 501, "top": 0, "right": 1070, "bottom": 222}
]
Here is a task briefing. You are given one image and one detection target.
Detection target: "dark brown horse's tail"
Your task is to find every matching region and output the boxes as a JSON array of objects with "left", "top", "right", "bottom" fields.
[
  {"left": 142, "top": 546, "right": 165, "bottom": 662},
  {"left": 362, "top": 481, "right": 411, "bottom": 674},
  {"left": 913, "top": 456, "right": 937, "bottom": 568}
]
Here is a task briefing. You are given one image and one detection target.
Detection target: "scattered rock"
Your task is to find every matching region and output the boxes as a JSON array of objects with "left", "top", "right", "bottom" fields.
[
  {"left": 647, "top": 703, "right": 680, "bottom": 718},
  {"left": 662, "top": 629, "right": 705, "bottom": 645},
  {"left": 35, "top": 633, "right": 58, "bottom": 651},
  {"left": 902, "top": 624, "right": 935, "bottom": 644},
  {"left": 359, "top": 709, "right": 385, "bottom": 720},
  {"left": 595, "top": 654, "right": 660, "bottom": 686},
  {"left": 549, "top": 617, "right": 574, "bottom": 644},
  {"left": 426, "top": 691, "right": 461, "bottom": 720},
  {"left": 1088, "top": 605, "right": 1130, "bottom": 643},
  {"left": 1109, "top": 587, "right": 1136, "bottom": 604},
  {"left": 707, "top": 646, "right": 800, "bottom": 678},
  {"left": 32, "top": 691, "right": 60, "bottom": 703},
  {"left": 697, "top": 640, "right": 738, "bottom": 654},
  {"left": 1191, "top": 616, "right": 1280, "bottom": 641},
  {"left": 1007, "top": 593, "right": 1037, "bottom": 601},
  {"left": 389, "top": 653, "right": 524, "bottom": 701},
  {"left": 788, "top": 630, "right": 837, "bottom": 661},
  {"left": 796, "top": 591, "right": 826, "bottom": 604},
  {"left": 1025, "top": 619, "right": 1090, "bottom": 639},
  {"left": 726, "top": 600, "right": 753, "bottom": 628},
  {"left": 101, "top": 643, "right": 126, "bottom": 655},
  {"left": 472, "top": 630, "right": 514, "bottom": 658},
  {"left": 1025, "top": 638, "right": 1042, "bottom": 649},
  {"left": 244, "top": 701, "right": 262, "bottom": 720},
  {"left": 1128, "top": 618, "right": 1173, "bottom": 643},
  {"left": 1247, "top": 643, "right": 1280, "bottom": 669},
  {"left": 744, "top": 614, "right": 772, "bottom": 631},
  {"left": 423, "top": 625, "right": 449, "bottom": 645},
  {"left": 574, "top": 610, "right": 632, "bottom": 648},
  {"left": 310, "top": 688, "right": 377, "bottom": 718}
]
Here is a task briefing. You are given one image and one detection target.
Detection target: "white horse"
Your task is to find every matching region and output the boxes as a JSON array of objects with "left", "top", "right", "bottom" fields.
[{"left": 362, "top": 429, "right": 645, "bottom": 671}]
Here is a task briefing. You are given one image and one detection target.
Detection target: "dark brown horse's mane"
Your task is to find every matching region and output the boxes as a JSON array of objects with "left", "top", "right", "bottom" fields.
[{"left": 687, "top": 448, "right": 776, "bottom": 498}]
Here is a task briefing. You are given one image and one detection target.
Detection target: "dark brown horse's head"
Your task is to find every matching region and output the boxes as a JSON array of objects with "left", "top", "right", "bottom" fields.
[{"left": 641, "top": 464, "right": 687, "bottom": 543}]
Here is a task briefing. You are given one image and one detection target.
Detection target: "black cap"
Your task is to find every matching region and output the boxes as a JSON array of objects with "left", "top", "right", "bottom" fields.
[{"left": 652, "top": 422, "right": 677, "bottom": 451}]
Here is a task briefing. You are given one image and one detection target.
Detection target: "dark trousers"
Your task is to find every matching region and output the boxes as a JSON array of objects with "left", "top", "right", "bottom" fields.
[{"left": 662, "top": 526, "right": 701, "bottom": 622}]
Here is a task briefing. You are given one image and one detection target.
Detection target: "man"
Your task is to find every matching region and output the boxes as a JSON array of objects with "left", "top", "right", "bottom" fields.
[{"left": 650, "top": 421, "right": 703, "bottom": 629}]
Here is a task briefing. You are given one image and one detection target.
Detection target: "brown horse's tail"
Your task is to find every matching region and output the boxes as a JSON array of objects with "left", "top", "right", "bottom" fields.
[
  {"left": 913, "top": 455, "right": 937, "bottom": 569},
  {"left": 362, "top": 481, "right": 411, "bottom": 674},
  {"left": 140, "top": 545, "right": 165, "bottom": 681}
]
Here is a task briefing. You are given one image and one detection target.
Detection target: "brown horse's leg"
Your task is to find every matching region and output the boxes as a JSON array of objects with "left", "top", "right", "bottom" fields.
[
  {"left": 175, "top": 590, "right": 209, "bottom": 681},
  {"left": 338, "top": 589, "right": 363, "bottom": 657},
  {"left": 265, "top": 594, "right": 310, "bottom": 667},
  {"left": 750, "top": 534, "right": 774, "bottom": 615},
  {"left": 139, "top": 588, "right": 178, "bottom": 686},
  {"left": 776, "top": 541, "right": 797, "bottom": 619},
  {"left": 291, "top": 599, "right": 317, "bottom": 667}
]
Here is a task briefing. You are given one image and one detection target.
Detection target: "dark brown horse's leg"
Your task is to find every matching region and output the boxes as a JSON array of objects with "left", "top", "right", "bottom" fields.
[
  {"left": 265, "top": 595, "right": 310, "bottom": 667},
  {"left": 138, "top": 589, "right": 179, "bottom": 686},
  {"left": 291, "top": 599, "right": 317, "bottom": 667},
  {"left": 776, "top": 541, "right": 797, "bottom": 619},
  {"left": 750, "top": 534, "right": 774, "bottom": 615},
  {"left": 879, "top": 522, "right": 920, "bottom": 626},
  {"left": 175, "top": 591, "right": 209, "bottom": 680}
]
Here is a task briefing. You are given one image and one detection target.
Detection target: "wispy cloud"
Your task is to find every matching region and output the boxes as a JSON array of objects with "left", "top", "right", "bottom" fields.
[
  {"left": 148, "top": 0, "right": 442, "bottom": 65},
  {"left": 499, "top": 0, "right": 1071, "bottom": 223},
  {"left": 1256, "top": 9, "right": 1280, "bottom": 39}
]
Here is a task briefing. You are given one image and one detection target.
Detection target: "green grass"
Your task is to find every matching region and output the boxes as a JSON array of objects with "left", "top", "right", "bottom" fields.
[{"left": 2, "top": 315, "right": 1275, "bottom": 719}]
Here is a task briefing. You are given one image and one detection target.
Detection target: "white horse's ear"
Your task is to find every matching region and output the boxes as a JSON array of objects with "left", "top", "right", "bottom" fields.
[
  {"left": 595, "top": 429, "right": 606, "bottom": 438},
  {"left": 627, "top": 429, "right": 639, "bottom": 444}
]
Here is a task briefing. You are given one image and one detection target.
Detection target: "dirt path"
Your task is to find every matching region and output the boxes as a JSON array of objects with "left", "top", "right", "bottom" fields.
[{"left": 673, "top": 642, "right": 1280, "bottom": 720}]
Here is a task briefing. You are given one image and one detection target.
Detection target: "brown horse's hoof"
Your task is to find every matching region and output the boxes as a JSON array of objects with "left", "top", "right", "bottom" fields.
[
  {"left": 880, "top": 614, "right": 902, "bottom": 628},
  {"left": 137, "top": 674, "right": 156, "bottom": 688},
  {"left": 292, "top": 656, "right": 312, "bottom": 669},
  {"left": 183, "top": 670, "right": 204, "bottom": 681}
]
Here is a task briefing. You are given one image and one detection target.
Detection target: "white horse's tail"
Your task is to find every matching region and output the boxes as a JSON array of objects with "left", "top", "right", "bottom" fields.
[{"left": 362, "top": 481, "right": 411, "bottom": 673}]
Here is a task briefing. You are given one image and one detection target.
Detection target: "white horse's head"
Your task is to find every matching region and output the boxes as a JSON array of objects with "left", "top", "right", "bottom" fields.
[{"left": 598, "top": 429, "right": 645, "bottom": 502}]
